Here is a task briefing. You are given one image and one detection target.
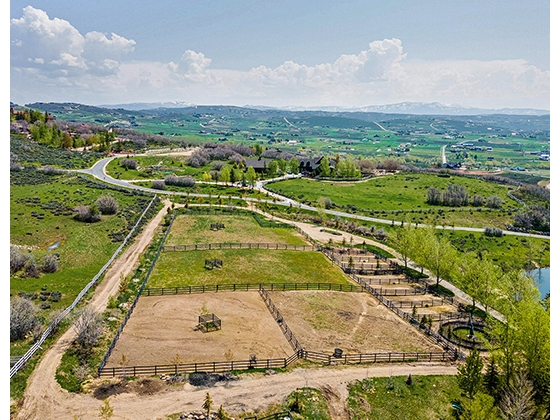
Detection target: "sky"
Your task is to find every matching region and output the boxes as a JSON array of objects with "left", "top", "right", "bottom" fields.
[{"left": 8, "top": 0, "right": 552, "bottom": 110}]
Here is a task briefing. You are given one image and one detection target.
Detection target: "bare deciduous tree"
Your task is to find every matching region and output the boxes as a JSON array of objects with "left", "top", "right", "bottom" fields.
[
  {"left": 10, "top": 245, "right": 29, "bottom": 274},
  {"left": 42, "top": 253, "right": 59, "bottom": 273},
  {"left": 151, "top": 179, "right": 166, "bottom": 190},
  {"left": 10, "top": 297, "right": 40, "bottom": 341},
  {"left": 73, "top": 308, "right": 104, "bottom": 350}
]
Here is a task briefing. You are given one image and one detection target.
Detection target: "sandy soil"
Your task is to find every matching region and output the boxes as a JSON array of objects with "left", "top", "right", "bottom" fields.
[
  {"left": 105, "top": 293, "right": 294, "bottom": 367},
  {"left": 270, "top": 291, "right": 443, "bottom": 354}
]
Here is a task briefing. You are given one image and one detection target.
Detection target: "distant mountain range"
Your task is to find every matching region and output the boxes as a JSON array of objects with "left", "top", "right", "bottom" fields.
[{"left": 98, "top": 101, "right": 549, "bottom": 116}]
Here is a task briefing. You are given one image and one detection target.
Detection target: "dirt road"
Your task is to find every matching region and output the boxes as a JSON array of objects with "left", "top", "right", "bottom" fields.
[
  {"left": 15, "top": 201, "right": 459, "bottom": 420},
  {"left": 15, "top": 200, "right": 172, "bottom": 420}
]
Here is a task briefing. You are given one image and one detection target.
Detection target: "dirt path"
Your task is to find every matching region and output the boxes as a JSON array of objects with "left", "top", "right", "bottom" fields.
[
  {"left": 15, "top": 201, "right": 459, "bottom": 420},
  {"left": 15, "top": 199, "right": 172, "bottom": 420}
]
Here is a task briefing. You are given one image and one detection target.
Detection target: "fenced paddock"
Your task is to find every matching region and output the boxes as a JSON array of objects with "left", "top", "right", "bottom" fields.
[
  {"left": 268, "top": 291, "right": 444, "bottom": 354},
  {"left": 104, "top": 292, "right": 294, "bottom": 369}
]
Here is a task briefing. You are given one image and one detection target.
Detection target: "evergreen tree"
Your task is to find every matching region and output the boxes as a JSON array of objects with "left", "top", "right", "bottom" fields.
[{"left": 457, "top": 348, "right": 484, "bottom": 398}]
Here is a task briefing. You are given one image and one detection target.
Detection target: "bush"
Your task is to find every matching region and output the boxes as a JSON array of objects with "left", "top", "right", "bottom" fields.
[
  {"left": 24, "top": 257, "right": 39, "bottom": 278},
  {"left": 163, "top": 175, "right": 196, "bottom": 188},
  {"left": 10, "top": 245, "right": 29, "bottom": 274},
  {"left": 120, "top": 158, "right": 137, "bottom": 170},
  {"left": 10, "top": 297, "right": 40, "bottom": 341},
  {"left": 73, "top": 308, "right": 104, "bottom": 350},
  {"left": 96, "top": 195, "right": 119, "bottom": 214},
  {"left": 42, "top": 254, "right": 59, "bottom": 273},
  {"left": 73, "top": 204, "right": 101, "bottom": 222},
  {"left": 151, "top": 179, "right": 166, "bottom": 190},
  {"left": 484, "top": 227, "right": 503, "bottom": 237},
  {"left": 486, "top": 196, "right": 504, "bottom": 209}
]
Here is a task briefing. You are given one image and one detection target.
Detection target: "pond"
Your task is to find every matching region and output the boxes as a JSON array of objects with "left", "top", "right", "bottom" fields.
[{"left": 529, "top": 267, "right": 550, "bottom": 298}]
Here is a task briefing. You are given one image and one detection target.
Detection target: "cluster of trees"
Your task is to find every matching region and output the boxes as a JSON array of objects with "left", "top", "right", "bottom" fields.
[
  {"left": 74, "top": 195, "right": 119, "bottom": 223},
  {"left": 393, "top": 221, "right": 550, "bottom": 416},
  {"left": 10, "top": 246, "right": 59, "bottom": 278},
  {"left": 426, "top": 184, "right": 504, "bottom": 208},
  {"left": 512, "top": 205, "right": 550, "bottom": 233},
  {"left": 319, "top": 155, "right": 361, "bottom": 178},
  {"left": 187, "top": 143, "right": 253, "bottom": 167}
]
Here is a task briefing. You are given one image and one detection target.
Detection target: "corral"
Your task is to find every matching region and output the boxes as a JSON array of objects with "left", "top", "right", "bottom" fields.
[
  {"left": 105, "top": 292, "right": 294, "bottom": 368},
  {"left": 105, "top": 289, "right": 445, "bottom": 370},
  {"left": 165, "top": 214, "right": 307, "bottom": 246},
  {"left": 269, "top": 291, "right": 443, "bottom": 354}
]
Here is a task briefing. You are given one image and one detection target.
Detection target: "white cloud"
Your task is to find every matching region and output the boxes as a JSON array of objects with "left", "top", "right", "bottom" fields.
[
  {"left": 11, "top": 6, "right": 135, "bottom": 78},
  {"left": 9, "top": 8, "right": 549, "bottom": 110}
]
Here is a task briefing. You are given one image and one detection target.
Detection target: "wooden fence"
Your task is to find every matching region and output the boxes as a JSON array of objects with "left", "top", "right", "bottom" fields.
[
  {"left": 141, "top": 282, "right": 365, "bottom": 296},
  {"left": 164, "top": 243, "right": 317, "bottom": 252},
  {"left": 259, "top": 286, "right": 302, "bottom": 352},
  {"left": 244, "top": 411, "right": 293, "bottom": 420},
  {"left": 302, "top": 350, "right": 456, "bottom": 365},
  {"left": 98, "top": 347, "right": 457, "bottom": 378}
]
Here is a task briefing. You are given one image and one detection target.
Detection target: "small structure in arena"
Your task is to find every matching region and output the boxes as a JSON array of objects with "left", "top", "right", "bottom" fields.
[
  {"left": 198, "top": 313, "right": 222, "bottom": 333},
  {"left": 204, "top": 259, "right": 223, "bottom": 270},
  {"left": 210, "top": 223, "right": 225, "bottom": 231}
]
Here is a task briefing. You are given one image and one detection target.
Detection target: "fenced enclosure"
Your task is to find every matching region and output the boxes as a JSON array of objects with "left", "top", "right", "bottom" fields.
[
  {"left": 210, "top": 223, "right": 225, "bottom": 230},
  {"left": 197, "top": 313, "right": 222, "bottom": 332},
  {"left": 259, "top": 286, "right": 302, "bottom": 352}
]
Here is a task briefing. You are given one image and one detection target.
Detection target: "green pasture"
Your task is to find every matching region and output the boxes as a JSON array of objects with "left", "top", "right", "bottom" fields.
[
  {"left": 10, "top": 174, "right": 158, "bottom": 308},
  {"left": 347, "top": 375, "right": 461, "bottom": 420},
  {"left": 131, "top": 180, "right": 260, "bottom": 200},
  {"left": 165, "top": 214, "right": 307, "bottom": 246},
  {"left": 147, "top": 249, "right": 351, "bottom": 288}
]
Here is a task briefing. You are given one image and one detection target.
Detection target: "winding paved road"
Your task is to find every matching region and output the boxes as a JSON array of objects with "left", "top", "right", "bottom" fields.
[{"left": 73, "top": 157, "right": 549, "bottom": 240}]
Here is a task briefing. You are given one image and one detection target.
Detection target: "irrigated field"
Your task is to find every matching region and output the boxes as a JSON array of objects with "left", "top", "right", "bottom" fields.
[
  {"left": 165, "top": 214, "right": 307, "bottom": 246},
  {"left": 148, "top": 249, "right": 351, "bottom": 288}
]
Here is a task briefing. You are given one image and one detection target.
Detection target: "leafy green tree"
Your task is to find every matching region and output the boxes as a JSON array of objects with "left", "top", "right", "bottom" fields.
[
  {"left": 457, "top": 348, "right": 484, "bottom": 398},
  {"left": 201, "top": 172, "right": 212, "bottom": 182},
  {"left": 458, "top": 392, "right": 501, "bottom": 420},
  {"left": 319, "top": 156, "right": 331, "bottom": 177},
  {"left": 246, "top": 166, "right": 257, "bottom": 187},
  {"left": 277, "top": 158, "right": 287, "bottom": 174},
  {"left": 219, "top": 166, "right": 231, "bottom": 185},
  {"left": 288, "top": 157, "right": 300, "bottom": 174},
  {"left": 423, "top": 230, "right": 456, "bottom": 286},
  {"left": 457, "top": 252, "right": 499, "bottom": 315},
  {"left": 483, "top": 355, "right": 502, "bottom": 400},
  {"left": 268, "top": 160, "right": 279, "bottom": 176},
  {"left": 392, "top": 215, "right": 415, "bottom": 268}
]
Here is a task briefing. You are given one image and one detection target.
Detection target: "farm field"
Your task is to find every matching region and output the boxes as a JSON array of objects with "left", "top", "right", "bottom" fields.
[
  {"left": 148, "top": 249, "right": 351, "bottom": 288},
  {"left": 165, "top": 214, "right": 308, "bottom": 246},
  {"left": 105, "top": 292, "right": 295, "bottom": 367},
  {"left": 270, "top": 291, "right": 442, "bottom": 354}
]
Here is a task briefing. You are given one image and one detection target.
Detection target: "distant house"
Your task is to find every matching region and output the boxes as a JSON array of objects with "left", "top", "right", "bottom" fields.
[
  {"left": 298, "top": 156, "right": 328, "bottom": 175},
  {"left": 443, "top": 162, "right": 462, "bottom": 169},
  {"left": 244, "top": 157, "right": 274, "bottom": 173}
]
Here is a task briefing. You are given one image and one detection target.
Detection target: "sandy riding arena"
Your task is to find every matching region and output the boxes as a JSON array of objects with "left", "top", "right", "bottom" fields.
[
  {"left": 105, "top": 292, "right": 294, "bottom": 368},
  {"left": 269, "top": 290, "right": 443, "bottom": 354}
]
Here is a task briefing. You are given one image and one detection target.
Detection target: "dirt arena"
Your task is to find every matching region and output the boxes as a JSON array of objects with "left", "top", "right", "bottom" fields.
[
  {"left": 269, "top": 290, "right": 443, "bottom": 354},
  {"left": 106, "top": 292, "right": 295, "bottom": 367}
]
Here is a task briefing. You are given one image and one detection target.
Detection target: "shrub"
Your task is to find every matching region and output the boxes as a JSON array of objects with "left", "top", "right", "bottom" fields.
[
  {"left": 24, "top": 257, "right": 40, "bottom": 278},
  {"left": 120, "top": 158, "right": 137, "bottom": 170},
  {"left": 73, "top": 204, "right": 101, "bottom": 222},
  {"left": 151, "top": 179, "right": 166, "bottom": 190},
  {"left": 96, "top": 195, "right": 119, "bottom": 214},
  {"left": 10, "top": 297, "right": 40, "bottom": 341},
  {"left": 163, "top": 175, "right": 196, "bottom": 188},
  {"left": 42, "top": 254, "right": 59, "bottom": 273},
  {"left": 484, "top": 227, "right": 504, "bottom": 237},
  {"left": 73, "top": 308, "right": 104, "bottom": 350},
  {"left": 10, "top": 245, "right": 29, "bottom": 274},
  {"left": 486, "top": 196, "right": 504, "bottom": 209}
]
